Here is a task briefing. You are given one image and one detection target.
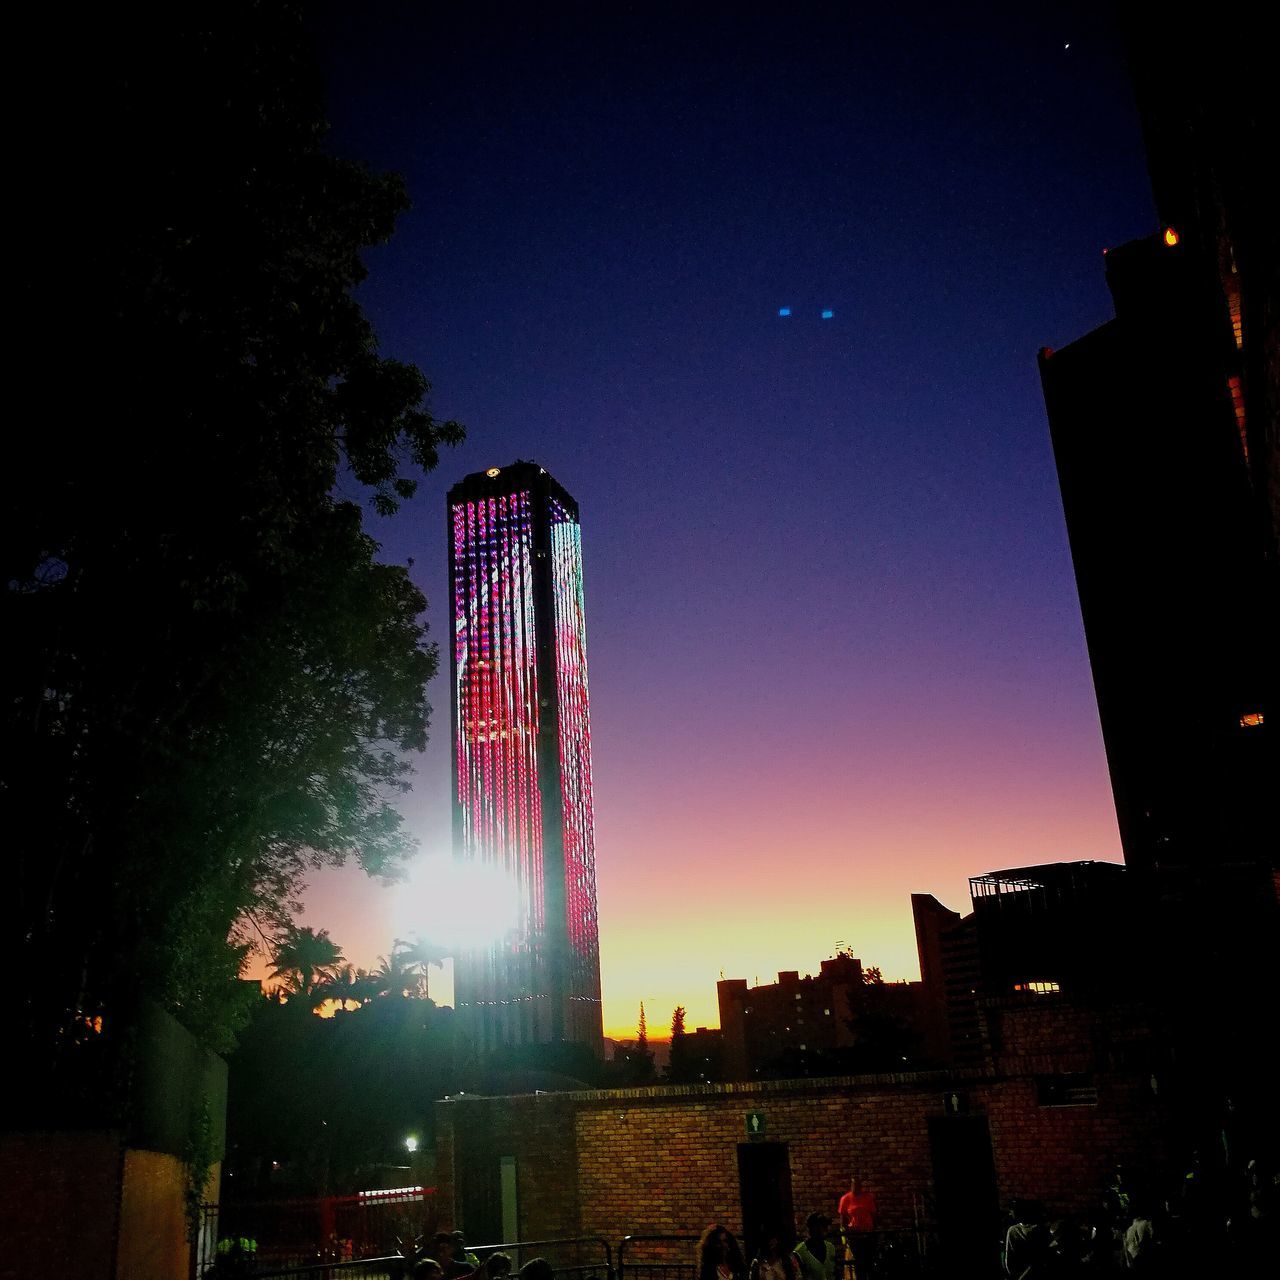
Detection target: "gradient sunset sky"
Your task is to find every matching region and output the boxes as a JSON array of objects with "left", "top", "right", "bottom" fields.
[{"left": 268, "top": 2, "right": 1157, "bottom": 1038}]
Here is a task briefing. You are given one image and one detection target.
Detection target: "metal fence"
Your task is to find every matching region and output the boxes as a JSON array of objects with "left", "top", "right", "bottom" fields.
[
  {"left": 615, "top": 1231, "right": 939, "bottom": 1280},
  {"left": 252, "top": 1259, "right": 404, "bottom": 1280},
  {"left": 616, "top": 1234, "right": 698, "bottom": 1280},
  {"left": 202, "top": 1227, "right": 937, "bottom": 1280},
  {"left": 839, "top": 1229, "right": 938, "bottom": 1279},
  {"left": 196, "top": 1187, "right": 437, "bottom": 1276},
  {"left": 463, "top": 1235, "right": 614, "bottom": 1280}
]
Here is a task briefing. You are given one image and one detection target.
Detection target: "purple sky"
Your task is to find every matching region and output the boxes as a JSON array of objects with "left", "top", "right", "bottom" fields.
[{"left": 278, "top": 1, "right": 1156, "bottom": 1034}]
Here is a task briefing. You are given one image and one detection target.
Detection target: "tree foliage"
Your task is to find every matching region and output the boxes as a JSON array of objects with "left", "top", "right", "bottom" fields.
[
  {"left": 668, "top": 1005, "right": 692, "bottom": 1082},
  {"left": 226, "top": 987, "right": 460, "bottom": 1196},
  {"left": 269, "top": 928, "right": 347, "bottom": 1008},
  {"left": 6, "top": 1, "right": 461, "bottom": 1075}
]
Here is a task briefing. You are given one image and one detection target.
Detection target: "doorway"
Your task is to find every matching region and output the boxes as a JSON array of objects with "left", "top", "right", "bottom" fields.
[
  {"left": 737, "top": 1142, "right": 796, "bottom": 1259},
  {"left": 927, "top": 1114, "right": 1000, "bottom": 1273}
]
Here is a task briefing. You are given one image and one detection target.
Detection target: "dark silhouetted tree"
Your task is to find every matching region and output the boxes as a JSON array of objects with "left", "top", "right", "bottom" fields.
[
  {"left": 7, "top": 0, "right": 462, "bottom": 1087},
  {"left": 393, "top": 937, "right": 450, "bottom": 1001},
  {"left": 269, "top": 928, "right": 346, "bottom": 1009},
  {"left": 668, "top": 1005, "right": 692, "bottom": 1082}
]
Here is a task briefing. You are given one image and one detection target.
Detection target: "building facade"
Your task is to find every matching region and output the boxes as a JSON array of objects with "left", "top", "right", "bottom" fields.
[
  {"left": 448, "top": 461, "right": 603, "bottom": 1053},
  {"left": 718, "top": 956, "right": 932, "bottom": 1080}
]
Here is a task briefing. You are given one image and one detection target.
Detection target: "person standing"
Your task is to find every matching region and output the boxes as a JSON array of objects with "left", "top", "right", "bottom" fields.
[
  {"left": 698, "top": 1225, "right": 748, "bottom": 1280},
  {"left": 838, "top": 1178, "right": 879, "bottom": 1280},
  {"left": 749, "top": 1232, "right": 797, "bottom": 1280},
  {"left": 1003, "top": 1201, "right": 1051, "bottom": 1280},
  {"left": 793, "top": 1214, "right": 838, "bottom": 1280}
]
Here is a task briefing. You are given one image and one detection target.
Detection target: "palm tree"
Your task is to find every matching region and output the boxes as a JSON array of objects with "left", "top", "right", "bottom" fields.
[
  {"left": 350, "top": 968, "right": 384, "bottom": 1007},
  {"left": 369, "top": 937, "right": 449, "bottom": 1000},
  {"left": 320, "top": 963, "right": 364, "bottom": 1012},
  {"left": 393, "top": 936, "right": 449, "bottom": 1000},
  {"left": 269, "top": 926, "right": 345, "bottom": 1009},
  {"left": 372, "top": 945, "right": 422, "bottom": 999}
]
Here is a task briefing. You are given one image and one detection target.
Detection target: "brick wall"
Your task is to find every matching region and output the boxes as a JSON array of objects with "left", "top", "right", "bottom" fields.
[{"left": 437, "top": 1066, "right": 1170, "bottom": 1245}]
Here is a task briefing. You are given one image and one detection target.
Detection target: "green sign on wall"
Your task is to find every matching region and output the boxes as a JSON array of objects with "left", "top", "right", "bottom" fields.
[{"left": 745, "top": 1111, "right": 766, "bottom": 1137}]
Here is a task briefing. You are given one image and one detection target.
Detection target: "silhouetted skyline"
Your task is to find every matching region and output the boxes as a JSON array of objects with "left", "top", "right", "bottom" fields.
[{"left": 285, "top": 2, "right": 1158, "bottom": 1033}]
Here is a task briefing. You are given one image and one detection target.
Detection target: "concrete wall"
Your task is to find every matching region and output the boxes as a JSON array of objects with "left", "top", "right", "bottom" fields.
[
  {"left": 0, "top": 1130, "right": 123, "bottom": 1280},
  {"left": 0, "top": 1132, "right": 216, "bottom": 1280}
]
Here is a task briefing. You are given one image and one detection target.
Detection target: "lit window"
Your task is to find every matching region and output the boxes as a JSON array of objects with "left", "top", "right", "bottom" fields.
[
  {"left": 1240, "top": 712, "right": 1264, "bottom": 728},
  {"left": 1228, "top": 376, "right": 1248, "bottom": 461},
  {"left": 778, "top": 307, "right": 792, "bottom": 317},
  {"left": 1013, "top": 980, "right": 1061, "bottom": 995}
]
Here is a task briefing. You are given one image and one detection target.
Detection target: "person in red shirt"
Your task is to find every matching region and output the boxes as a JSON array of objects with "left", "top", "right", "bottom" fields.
[{"left": 837, "top": 1177, "right": 878, "bottom": 1280}]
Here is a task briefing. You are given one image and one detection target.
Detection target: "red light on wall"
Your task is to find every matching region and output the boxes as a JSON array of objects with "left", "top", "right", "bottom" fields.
[{"left": 1163, "top": 227, "right": 1179, "bottom": 247}]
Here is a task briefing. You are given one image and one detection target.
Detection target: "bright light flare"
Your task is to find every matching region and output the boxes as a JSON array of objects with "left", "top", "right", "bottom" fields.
[{"left": 392, "top": 852, "right": 522, "bottom": 951}]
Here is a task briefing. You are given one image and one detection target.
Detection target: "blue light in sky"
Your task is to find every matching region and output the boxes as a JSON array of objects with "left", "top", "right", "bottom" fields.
[
  {"left": 821, "top": 309, "right": 834, "bottom": 319},
  {"left": 778, "top": 307, "right": 791, "bottom": 317}
]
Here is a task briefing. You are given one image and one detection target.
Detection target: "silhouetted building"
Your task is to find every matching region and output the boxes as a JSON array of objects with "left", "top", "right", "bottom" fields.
[
  {"left": 1123, "top": 4, "right": 1279, "bottom": 561},
  {"left": 718, "top": 955, "right": 928, "bottom": 1078},
  {"left": 675, "top": 1026, "right": 725, "bottom": 1084},
  {"left": 1036, "top": 15, "right": 1278, "bottom": 1152},
  {"left": 1038, "top": 235, "right": 1276, "bottom": 874},
  {"left": 1039, "top": 6, "right": 1278, "bottom": 878},
  {"left": 448, "top": 461, "right": 603, "bottom": 1054},
  {"left": 915, "top": 862, "right": 1153, "bottom": 1070},
  {"left": 911, "top": 894, "right": 981, "bottom": 1065},
  {"left": 969, "top": 862, "right": 1139, "bottom": 996}
]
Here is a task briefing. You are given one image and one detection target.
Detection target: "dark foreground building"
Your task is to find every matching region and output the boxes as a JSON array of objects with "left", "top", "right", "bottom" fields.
[
  {"left": 448, "top": 462, "right": 603, "bottom": 1055},
  {"left": 1036, "top": 6, "right": 1278, "bottom": 1180},
  {"left": 1038, "top": 235, "right": 1275, "bottom": 875}
]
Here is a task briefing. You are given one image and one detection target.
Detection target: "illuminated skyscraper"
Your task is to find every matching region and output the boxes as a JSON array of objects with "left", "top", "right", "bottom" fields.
[{"left": 448, "top": 461, "right": 602, "bottom": 1053}]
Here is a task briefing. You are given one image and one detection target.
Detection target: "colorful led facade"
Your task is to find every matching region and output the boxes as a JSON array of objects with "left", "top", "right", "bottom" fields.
[{"left": 448, "top": 461, "right": 602, "bottom": 1053}]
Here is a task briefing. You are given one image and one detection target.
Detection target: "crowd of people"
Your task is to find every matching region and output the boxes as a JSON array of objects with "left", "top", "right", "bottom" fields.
[
  {"left": 391, "top": 1153, "right": 1278, "bottom": 1280},
  {"left": 689, "top": 1155, "right": 1278, "bottom": 1279},
  {"left": 696, "top": 1179, "right": 887, "bottom": 1280},
  {"left": 396, "top": 1230, "right": 557, "bottom": 1280},
  {"left": 998, "top": 1155, "right": 1278, "bottom": 1277}
]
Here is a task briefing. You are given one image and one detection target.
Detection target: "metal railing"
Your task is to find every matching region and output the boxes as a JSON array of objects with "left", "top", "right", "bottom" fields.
[
  {"left": 465, "top": 1234, "right": 614, "bottom": 1280},
  {"left": 195, "top": 1187, "right": 437, "bottom": 1277},
  {"left": 205, "top": 1227, "right": 939, "bottom": 1280},
  {"left": 617, "top": 1234, "right": 699, "bottom": 1280},
  {"left": 252, "top": 1259, "right": 404, "bottom": 1280},
  {"left": 615, "top": 1231, "right": 940, "bottom": 1280},
  {"left": 840, "top": 1229, "right": 939, "bottom": 1279},
  {"left": 244, "top": 1235, "right": 612, "bottom": 1280}
]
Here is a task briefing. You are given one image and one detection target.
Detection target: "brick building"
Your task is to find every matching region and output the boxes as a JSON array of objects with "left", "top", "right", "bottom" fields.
[
  {"left": 435, "top": 1057, "right": 1167, "bottom": 1266},
  {"left": 436, "top": 862, "right": 1185, "bottom": 1266},
  {"left": 718, "top": 955, "right": 931, "bottom": 1079}
]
